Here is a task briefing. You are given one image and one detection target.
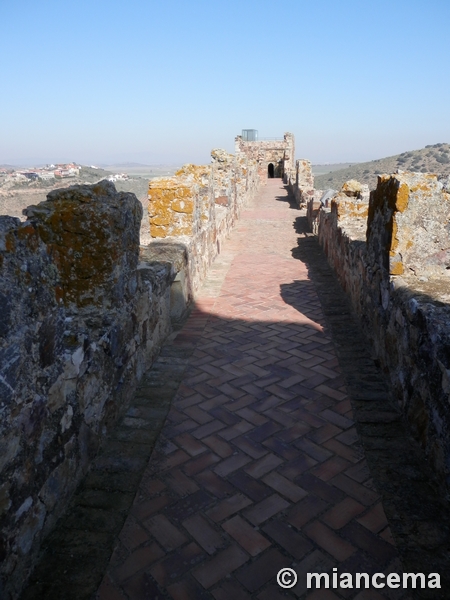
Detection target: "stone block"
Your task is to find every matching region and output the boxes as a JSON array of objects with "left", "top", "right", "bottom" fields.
[
  {"left": 148, "top": 177, "right": 199, "bottom": 238},
  {"left": 367, "top": 172, "right": 450, "bottom": 277},
  {"left": 24, "top": 180, "right": 142, "bottom": 309}
]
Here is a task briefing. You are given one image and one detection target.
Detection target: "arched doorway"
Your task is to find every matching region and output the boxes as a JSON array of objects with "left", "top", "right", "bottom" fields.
[{"left": 268, "top": 163, "right": 274, "bottom": 178}]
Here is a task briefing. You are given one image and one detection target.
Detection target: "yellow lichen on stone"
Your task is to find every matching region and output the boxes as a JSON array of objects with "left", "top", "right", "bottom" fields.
[
  {"left": 389, "top": 219, "right": 399, "bottom": 256},
  {"left": 333, "top": 194, "right": 368, "bottom": 221},
  {"left": 172, "top": 199, "right": 193, "bottom": 214},
  {"left": 35, "top": 201, "right": 121, "bottom": 308},
  {"left": 150, "top": 225, "right": 168, "bottom": 238},
  {"left": 410, "top": 183, "right": 431, "bottom": 193},
  {"left": 175, "top": 164, "right": 210, "bottom": 182},
  {"left": 150, "top": 214, "right": 171, "bottom": 226},
  {"left": 396, "top": 182, "right": 409, "bottom": 212},
  {"left": 148, "top": 178, "right": 196, "bottom": 236},
  {"left": 390, "top": 261, "right": 404, "bottom": 275}
]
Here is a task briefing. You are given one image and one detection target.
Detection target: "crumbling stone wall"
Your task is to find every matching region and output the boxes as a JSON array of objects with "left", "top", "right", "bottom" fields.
[
  {"left": 0, "top": 181, "right": 174, "bottom": 598},
  {"left": 147, "top": 149, "right": 259, "bottom": 309},
  {"left": 314, "top": 172, "right": 450, "bottom": 488}
]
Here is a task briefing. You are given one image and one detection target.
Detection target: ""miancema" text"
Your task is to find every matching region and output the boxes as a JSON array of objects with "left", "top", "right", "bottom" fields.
[{"left": 307, "top": 569, "right": 440, "bottom": 589}]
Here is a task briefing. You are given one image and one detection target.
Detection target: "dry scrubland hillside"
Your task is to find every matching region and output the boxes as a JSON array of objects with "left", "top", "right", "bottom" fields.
[
  {"left": 314, "top": 143, "right": 450, "bottom": 190},
  {"left": 0, "top": 166, "right": 114, "bottom": 219}
]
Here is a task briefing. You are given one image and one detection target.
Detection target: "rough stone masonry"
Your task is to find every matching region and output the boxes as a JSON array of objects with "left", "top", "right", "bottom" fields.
[
  {"left": 0, "top": 146, "right": 262, "bottom": 599},
  {"left": 313, "top": 171, "right": 450, "bottom": 490}
]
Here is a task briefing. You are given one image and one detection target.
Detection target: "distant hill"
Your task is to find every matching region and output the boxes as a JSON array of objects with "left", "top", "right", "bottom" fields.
[
  {"left": 78, "top": 166, "right": 113, "bottom": 181},
  {"left": 314, "top": 143, "right": 450, "bottom": 190},
  {"left": 103, "top": 162, "right": 152, "bottom": 168}
]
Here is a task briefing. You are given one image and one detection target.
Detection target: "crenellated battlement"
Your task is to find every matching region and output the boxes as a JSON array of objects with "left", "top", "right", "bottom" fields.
[{"left": 312, "top": 172, "right": 450, "bottom": 488}]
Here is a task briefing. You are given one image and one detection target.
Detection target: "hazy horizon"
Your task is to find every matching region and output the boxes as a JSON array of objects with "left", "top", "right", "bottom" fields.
[{"left": 2, "top": 0, "right": 449, "bottom": 167}]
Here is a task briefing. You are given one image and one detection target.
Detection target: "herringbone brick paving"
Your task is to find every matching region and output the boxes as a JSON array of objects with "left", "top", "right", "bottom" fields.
[{"left": 96, "top": 182, "right": 412, "bottom": 599}]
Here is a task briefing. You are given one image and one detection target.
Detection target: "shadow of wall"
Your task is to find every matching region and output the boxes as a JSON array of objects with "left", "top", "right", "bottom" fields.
[{"left": 310, "top": 172, "right": 450, "bottom": 490}]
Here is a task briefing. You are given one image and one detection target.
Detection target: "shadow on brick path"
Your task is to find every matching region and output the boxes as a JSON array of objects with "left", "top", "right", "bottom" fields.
[
  {"left": 20, "top": 182, "right": 450, "bottom": 600},
  {"left": 290, "top": 214, "right": 450, "bottom": 595}
]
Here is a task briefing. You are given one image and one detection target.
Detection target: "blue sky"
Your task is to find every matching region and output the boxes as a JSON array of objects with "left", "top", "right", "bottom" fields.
[{"left": 1, "top": 0, "right": 449, "bottom": 166}]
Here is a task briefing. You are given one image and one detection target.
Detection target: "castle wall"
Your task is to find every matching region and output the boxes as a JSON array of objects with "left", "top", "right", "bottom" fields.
[
  {"left": 0, "top": 181, "right": 175, "bottom": 597},
  {"left": 290, "top": 158, "right": 315, "bottom": 208},
  {"left": 313, "top": 172, "right": 450, "bottom": 488},
  {"left": 1, "top": 148, "right": 259, "bottom": 595},
  {"left": 147, "top": 149, "right": 260, "bottom": 308},
  {"left": 235, "top": 132, "right": 295, "bottom": 182}
]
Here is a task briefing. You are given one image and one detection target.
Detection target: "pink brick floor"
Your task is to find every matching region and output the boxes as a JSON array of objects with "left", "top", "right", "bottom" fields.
[{"left": 96, "top": 181, "right": 407, "bottom": 599}]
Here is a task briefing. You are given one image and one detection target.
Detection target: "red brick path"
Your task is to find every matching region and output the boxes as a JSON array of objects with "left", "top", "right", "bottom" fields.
[{"left": 97, "top": 181, "right": 406, "bottom": 599}]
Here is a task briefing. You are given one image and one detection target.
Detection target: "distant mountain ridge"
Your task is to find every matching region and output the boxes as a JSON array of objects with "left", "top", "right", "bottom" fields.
[{"left": 314, "top": 143, "right": 450, "bottom": 190}]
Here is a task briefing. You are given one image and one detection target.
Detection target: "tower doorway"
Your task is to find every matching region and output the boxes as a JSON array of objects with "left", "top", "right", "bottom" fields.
[{"left": 268, "top": 163, "right": 274, "bottom": 178}]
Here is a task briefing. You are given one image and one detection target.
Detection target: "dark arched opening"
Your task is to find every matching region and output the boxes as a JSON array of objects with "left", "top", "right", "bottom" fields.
[{"left": 268, "top": 163, "right": 274, "bottom": 178}]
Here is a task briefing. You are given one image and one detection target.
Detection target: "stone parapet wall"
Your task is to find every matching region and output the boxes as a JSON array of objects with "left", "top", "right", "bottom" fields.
[
  {"left": 290, "top": 159, "right": 315, "bottom": 208},
  {"left": 147, "top": 150, "right": 259, "bottom": 304},
  {"left": 315, "top": 172, "right": 450, "bottom": 488},
  {"left": 0, "top": 182, "right": 174, "bottom": 598}
]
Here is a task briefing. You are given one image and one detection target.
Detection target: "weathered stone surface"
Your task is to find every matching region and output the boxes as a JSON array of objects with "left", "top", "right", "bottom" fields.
[
  {"left": 24, "top": 180, "right": 142, "bottom": 309},
  {"left": 291, "top": 158, "right": 315, "bottom": 208},
  {"left": 341, "top": 178, "right": 363, "bottom": 196},
  {"left": 0, "top": 182, "right": 174, "bottom": 599},
  {"left": 235, "top": 132, "right": 295, "bottom": 182},
  {"left": 146, "top": 148, "right": 260, "bottom": 301},
  {"left": 314, "top": 171, "right": 450, "bottom": 491},
  {"left": 367, "top": 172, "right": 450, "bottom": 277}
]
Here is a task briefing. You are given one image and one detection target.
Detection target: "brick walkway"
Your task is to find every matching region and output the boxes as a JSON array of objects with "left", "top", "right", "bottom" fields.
[{"left": 96, "top": 181, "right": 409, "bottom": 600}]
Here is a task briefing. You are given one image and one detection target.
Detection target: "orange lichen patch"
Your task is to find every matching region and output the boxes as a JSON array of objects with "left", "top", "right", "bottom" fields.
[
  {"left": 16, "top": 223, "right": 36, "bottom": 240},
  {"left": 343, "top": 206, "right": 368, "bottom": 219},
  {"left": 172, "top": 199, "right": 193, "bottom": 214},
  {"left": 5, "top": 233, "right": 15, "bottom": 253},
  {"left": 389, "top": 219, "right": 399, "bottom": 256},
  {"left": 175, "top": 164, "right": 210, "bottom": 182},
  {"left": 150, "top": 214, "right": 171, "bottom": 226},
  {"left": 148, "top": 177, "right": 188, "bottom": 193},
  {"left": 149, "top": 187, "right": 192, "bottom": 202},
  {"left": 54, "top": 286, "right": 64, "bottom": 302},
  {"left": 148, "top": 178, "right": 196, "bottom": 238},
  {"left": 395, "top": 182, "right": 409, "bottom": 213},
  {"left": 150, "top": 225, "right": 169, "bottom": 238},
  {"left": 406, "top": 239, "right": 413, "bottom": 249},
  {"left": 333, "top": 195, "right": 368, "bottom": 221},
  {"left": 390, "top": 260, "right": 404, "bottom": 275},
  {"left": 33, "top": 201, "right": 121, "bottom": 307},
  {"left": 16, "top": 223, "right": 41, "bottom": 252},
  {"left": 410, "top": 183, "right": 433, "bottom": 195}
]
